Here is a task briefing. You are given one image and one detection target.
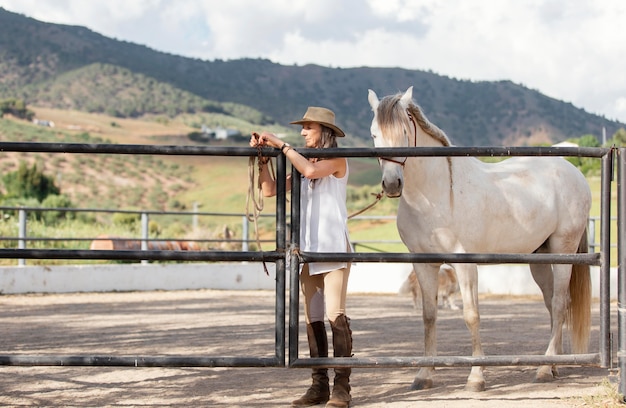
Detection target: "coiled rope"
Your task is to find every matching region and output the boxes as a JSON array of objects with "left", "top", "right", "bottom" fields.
[{"left": 246, "top": 146, "right": 273, "bottom": 275}]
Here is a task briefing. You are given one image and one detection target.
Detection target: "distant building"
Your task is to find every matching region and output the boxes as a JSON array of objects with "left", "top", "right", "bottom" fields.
[
  {"left": 33, "top": 119, "right": 55, "bottom": 128},
  {"left": 201, "top": 125, "right": 241, "bottom": 140},
  {"left": 552, "top": 141, "right": 578, "bottom": 147}
]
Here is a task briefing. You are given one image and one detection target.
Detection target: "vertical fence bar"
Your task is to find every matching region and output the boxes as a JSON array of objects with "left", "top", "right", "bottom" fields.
[
  {"left": 141, "top": 212, "right": 148, "bottom": 265},
  {"left": 192, "top": 202, "right": 199, "bottom": 231},
  {"left": 242, "top": 215, "right": 249, "bottom": 251},
  {"left": 275, "top": 153, "right": 287, "bottom": 366},
  {"left": 18, "top": 208, "right": 26, "bottom": 266},
  {"left": 289, "top": 166, "right": 302, "bottom": 365},
  {"left": 617, "top": 148, "right": 626, "bottom": 398},
  {"left": 600, "top": 150, "right": 614, "bottom": 367},
  {"left": 588, "top": 218, "right": 596, "bottom": 252}
]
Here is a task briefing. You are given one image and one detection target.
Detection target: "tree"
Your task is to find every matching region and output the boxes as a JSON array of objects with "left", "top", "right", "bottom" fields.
[
  {"left": 2, "top": 161, "right": 60, "bottom": 202},
  {"left": 0, "top": 98, "right": 35, "bottom": 120},
  {"left": 577, "top": 134, "right": 601, "bottom": 148},
  {"left": 566, "top": 134, "right": 601, "bottom": 177},
  {"left": 609, "top": 128, "right": 626, "bottom": 147}
]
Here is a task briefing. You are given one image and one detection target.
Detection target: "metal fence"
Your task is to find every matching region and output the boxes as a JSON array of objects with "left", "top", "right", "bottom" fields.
[
  {"left": 0, "top": 141, "right": 620, "bottom": 394},
  {"left": 0, "top": 207, "right": 609, "bottom": 265}
]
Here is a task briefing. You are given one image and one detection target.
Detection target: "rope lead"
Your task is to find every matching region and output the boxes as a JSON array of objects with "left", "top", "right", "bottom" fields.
[{"left": 245, "top": 147, "right": 274, "bottom": 275}]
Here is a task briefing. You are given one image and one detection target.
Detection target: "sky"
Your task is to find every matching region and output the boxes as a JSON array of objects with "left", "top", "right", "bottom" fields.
[{"left": 1, "top": 0, "right": 625, "bottom": 125}]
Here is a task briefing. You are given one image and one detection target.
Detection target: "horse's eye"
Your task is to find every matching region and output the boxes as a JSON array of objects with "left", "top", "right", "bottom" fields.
[{"left": 371, "top": 134, "right": 376, "bottom": 140}]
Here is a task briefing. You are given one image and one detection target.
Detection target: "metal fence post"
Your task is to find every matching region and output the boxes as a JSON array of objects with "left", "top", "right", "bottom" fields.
[
  {"left": 18, "top": 208, "right": 26, "bottom": 266},
  {"left": 275, "top": 153, "right": 287, "bottom": 367},
  {"left": 192, "top": 202, "right": 199, "bottom": 231},
  {"left": 599, "top": 150, "right": 614, "bottom": 368},
  {"left": 242, "top": 215, "right": 249, "bottom": 251},
  {"left": 289, "top": 165, "right": 302, "bottom": 366},
  {"left": 617, "top": 148, "right": 626, "bottom": 399}
]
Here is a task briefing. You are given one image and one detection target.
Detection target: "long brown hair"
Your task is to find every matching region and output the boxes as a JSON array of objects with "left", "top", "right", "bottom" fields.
[
  {"left": 317, "top": 125, "right": 339, "bottom": 150},
  {"left": 308, "top": 124, "right": 339, "bottom": 187}
]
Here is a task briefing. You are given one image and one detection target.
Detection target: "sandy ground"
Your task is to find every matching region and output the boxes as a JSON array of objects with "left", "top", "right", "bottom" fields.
[{"left": 0, "top": 289, "right": 618, "bottom": 407}]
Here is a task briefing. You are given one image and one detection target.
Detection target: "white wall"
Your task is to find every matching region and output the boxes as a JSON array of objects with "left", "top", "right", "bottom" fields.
[{"left": 0, "top": 262, "right": 616, "bottom": 299}]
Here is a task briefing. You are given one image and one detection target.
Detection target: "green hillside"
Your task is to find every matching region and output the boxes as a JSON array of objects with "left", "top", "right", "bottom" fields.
[
  {"left": 0, "top": 112, "right": 388, "bottom": 214},
  {"left": 19, "top": 63, "right": 273, "bottom": 123}
]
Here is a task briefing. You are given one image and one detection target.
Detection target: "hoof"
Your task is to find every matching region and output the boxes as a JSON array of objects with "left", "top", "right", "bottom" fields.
[
  {"left": 534, "top": 366, "right": 557, "bottom": 383},
  {"left": 410, "top": 378, "right": 433, "bottom": 390},
  {"left": 464, "top": 381, "right": 486, "bottom": 392},
  {"left": 534, "top": 374, "right": 555, "bottom": 383}
]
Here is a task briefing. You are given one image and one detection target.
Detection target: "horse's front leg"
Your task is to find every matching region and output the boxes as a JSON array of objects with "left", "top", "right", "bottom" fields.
[
  {"left": 456, "top": 263, "right": 485, "bottom": 391},
  {"left": 411, "top": 263, "right": 440, "bottom": 390}
]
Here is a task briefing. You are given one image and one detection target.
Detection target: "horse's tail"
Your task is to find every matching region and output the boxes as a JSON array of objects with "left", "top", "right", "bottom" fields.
[
  {"left": 399, "top": 269, "right": 415, "bottom": 295},
  {"left": 568, "top": 227, "right": 592, "bottom": 354}
]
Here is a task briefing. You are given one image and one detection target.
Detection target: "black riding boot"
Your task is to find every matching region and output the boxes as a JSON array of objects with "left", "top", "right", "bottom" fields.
[
  {"left": 326, "top": 314, "right": 352, "bottom": 408},
  {"left": 291, "top": 321, "right": 330, "bottom": 407}
]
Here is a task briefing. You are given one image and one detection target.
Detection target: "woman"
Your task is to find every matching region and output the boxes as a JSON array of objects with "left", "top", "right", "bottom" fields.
[{"left": 250, "top": 107, "right": 352, "bottom": 408}]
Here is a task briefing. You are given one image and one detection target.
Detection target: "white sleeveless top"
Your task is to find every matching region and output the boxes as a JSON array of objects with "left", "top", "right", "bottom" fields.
[{"left": 300, "top": 160, "right": 351, "bottom": 275}]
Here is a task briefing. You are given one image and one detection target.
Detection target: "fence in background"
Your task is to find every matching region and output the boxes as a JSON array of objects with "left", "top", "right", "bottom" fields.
[{"left": 0, "top": 206, "right": 610, "bottom": 265}]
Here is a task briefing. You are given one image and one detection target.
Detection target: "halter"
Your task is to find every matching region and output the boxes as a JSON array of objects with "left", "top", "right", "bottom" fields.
[{"left": 378, "top": 109, "right": 418, "bottom": 167}]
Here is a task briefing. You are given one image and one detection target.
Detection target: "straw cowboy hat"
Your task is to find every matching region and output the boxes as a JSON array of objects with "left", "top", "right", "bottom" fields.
[{"left": 290, "top": 107, "right": 345, "bottom": 137}]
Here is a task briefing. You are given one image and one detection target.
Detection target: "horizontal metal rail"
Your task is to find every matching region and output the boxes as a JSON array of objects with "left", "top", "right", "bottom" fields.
[
  {"left": 291, "top": 354, "right": 601, "bottom": 368},
  {"left": 0, "top": 142, "right": 281, "bottom": 157},
  {"left": 0, "top": 355, "right": 280, "bottom": 367},
  {"left": 0, "top": 249, "right": 600, "bottom": 266},
  {"left": 0, "top": 354, "right": 598, "bottom": 368},
  {"left": 0, "top": 249, "right": 283, "bottom": 262},
  {"left": 300, "top": 251, "right": 602, "bottom": 266},
  {"left": 0, "top": 205, "right": 276, "bottom": 217},
  {"left": 0, "top": 236, "right": 274, "bottom": 244},
  {"left": 0, "top": 142, "right": 610, "bottom": 158}
]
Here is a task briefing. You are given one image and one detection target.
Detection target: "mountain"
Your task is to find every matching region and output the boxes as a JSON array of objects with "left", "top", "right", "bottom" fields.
[{"left": 0, "top": 7, "right": 623, "bottom": 146}]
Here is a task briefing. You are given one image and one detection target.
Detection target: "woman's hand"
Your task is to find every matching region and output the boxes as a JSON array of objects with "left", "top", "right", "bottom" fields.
[
  {"left": 259, "top": 132, "right": 281, "bottom": 148},
  {"left": 250, "top": 132, "right": 262, "bottom": 147},
  {"left": 250, "top": 131, "right": 280, "bottom": 148}
]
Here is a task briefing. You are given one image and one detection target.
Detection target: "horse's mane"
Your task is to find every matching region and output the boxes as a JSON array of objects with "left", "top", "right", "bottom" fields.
[
  {"left": 378, "top": 92, "right": 451, "bottom": 147},
  {"left": 378, "top": 90, "right": 455, "bottom": 203},
  {"left": 407, "top": 102, "right": 451, "bottom": 146}
]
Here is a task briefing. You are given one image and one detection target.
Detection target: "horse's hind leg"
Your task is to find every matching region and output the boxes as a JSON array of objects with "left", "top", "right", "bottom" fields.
[
  {"left": 530, "top": 263, "right": 554, "bottom": 321},
  {"left": 530, "top": 263, "right": 568, "bottom": 382}
]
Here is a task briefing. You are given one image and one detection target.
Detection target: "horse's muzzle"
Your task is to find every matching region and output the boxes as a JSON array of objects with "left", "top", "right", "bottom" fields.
[{"left": 382, "top": 179, "right": 403, "bottom": 198}]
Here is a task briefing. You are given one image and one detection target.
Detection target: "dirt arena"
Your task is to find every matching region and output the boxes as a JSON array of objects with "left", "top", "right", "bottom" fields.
[{"left": 0, "top": 289, "right": 618, "bottom": 407}]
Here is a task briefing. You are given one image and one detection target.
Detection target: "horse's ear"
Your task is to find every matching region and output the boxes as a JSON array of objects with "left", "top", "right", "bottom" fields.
[
  {"left": 400, "top": 86, "right": 413, "bottom": 105},
  {"left": 368, "top": 89, "right": 379, "bottom": 111}
]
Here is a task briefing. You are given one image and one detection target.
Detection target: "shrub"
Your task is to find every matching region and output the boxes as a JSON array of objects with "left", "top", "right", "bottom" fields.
[
  {"left": 40, "top": 194, "right": 75, "bottom": 224},
  {"left": 112, "top": 212, "right": 140, "bottom": 231},
  {"left": 2, "top": 161, "right": 60, "bottom": 202}
]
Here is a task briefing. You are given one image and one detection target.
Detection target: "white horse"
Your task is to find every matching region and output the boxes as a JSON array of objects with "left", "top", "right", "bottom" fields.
[{"left": 368, "top": 86, "right": 592, "bottom": 392}]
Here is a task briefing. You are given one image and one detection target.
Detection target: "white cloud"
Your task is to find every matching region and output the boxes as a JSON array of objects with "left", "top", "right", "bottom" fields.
[
  {"left": 366, "top": 0, "right": 438, "bottom": 23},
  {"left": 1, "top": 0, "right": 625, "bottom": 124}
]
